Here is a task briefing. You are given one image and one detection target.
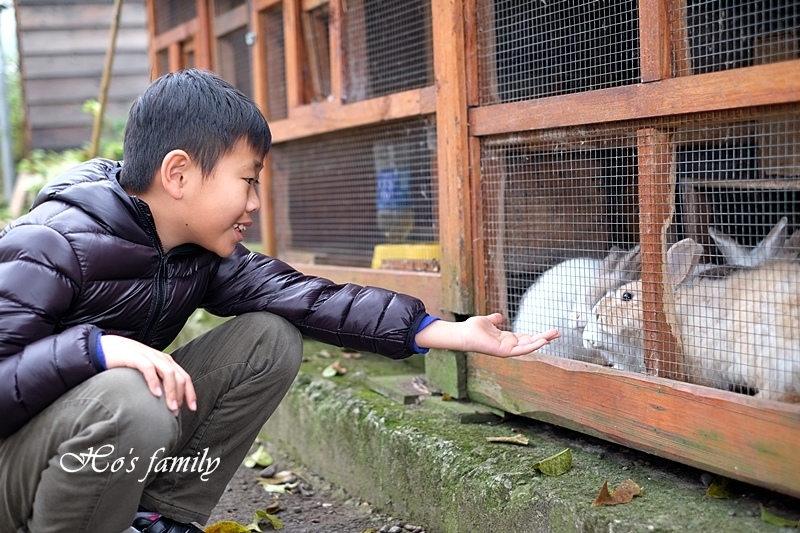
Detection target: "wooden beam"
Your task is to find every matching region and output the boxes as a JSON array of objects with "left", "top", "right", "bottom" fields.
[
  {"left": 328, "top": 0, "right": 343, "bottom": 104},
  {"left": 269, "top": 86, "right": 437, "bottom": 143},
  {"left": 432, "top": 0, "right": 472, "bottom": 314},
  {"left": 469, "top": 61, "right": 800, "bottom": 137},
  {"left": 467, "top": 353, "right": 800, "bottom": 499},
  {"left": 285, "top": 263, "right": 445, "bottom": 318},
  {"left": 638, "top": 0, "right": 670, "bottom": 82},
  {"left": 152, "top": 19, "right": 199, "bottom": 53},
  {"left": 195, "top": 0, "right": 212, "bottom": 69}
]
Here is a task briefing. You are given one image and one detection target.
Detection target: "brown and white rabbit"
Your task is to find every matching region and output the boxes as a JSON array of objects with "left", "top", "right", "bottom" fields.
[
  {"left": 512, "top": 246, "right": 640, "bottom": 364},
  {"left": 583, "top": 238, "right": 800, "bottom": 402}
]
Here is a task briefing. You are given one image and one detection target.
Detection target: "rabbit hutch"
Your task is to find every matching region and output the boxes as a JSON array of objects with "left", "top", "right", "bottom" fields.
[{"left": 146, "top": 0, "right": 800, "bottom": 499}]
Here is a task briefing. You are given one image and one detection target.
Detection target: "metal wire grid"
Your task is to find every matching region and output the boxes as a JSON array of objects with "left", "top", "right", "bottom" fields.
[
  {"left": 670, "top": 0, "right": 800, "bottom": 76},
  {"left": 216, "top": 26, "right": 253, "bottom": 99},
  {"left": 152, "top": 0, "right": 197, "bottom": 35},
  {"left": 342, "top": 0, "right": 434, "bottom": 103},
  {"left": 481, "top": 105, "right": 800, "bottom": 402},
  {"left": 476, "top": 0, "right": 641, "bottom": 105},
  {"left": 260, "top": 5, "right": 288, "bottom": 121},
  {"left": 268, "top": 118, "right": 438, "bottom": 268}
]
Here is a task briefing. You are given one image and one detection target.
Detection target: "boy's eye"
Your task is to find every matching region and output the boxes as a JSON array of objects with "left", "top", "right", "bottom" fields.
[{"left": 244, "top": 178, "right": 260, "bottom": 186}]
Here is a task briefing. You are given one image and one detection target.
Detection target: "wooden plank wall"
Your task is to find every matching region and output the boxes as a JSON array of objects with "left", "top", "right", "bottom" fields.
[{"left": 16, "top": 0, "right": 152, "bottom": 151}]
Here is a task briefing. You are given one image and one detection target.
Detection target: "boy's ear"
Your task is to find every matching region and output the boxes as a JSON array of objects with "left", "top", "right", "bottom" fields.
[{"left": 160, "top": 149, "right": 191, "bottom": 199}]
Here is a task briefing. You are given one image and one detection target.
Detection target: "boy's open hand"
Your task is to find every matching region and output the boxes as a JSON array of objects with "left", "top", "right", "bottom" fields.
[
  {"left": 415, "top": 313, "right": 560, "bottom": 358},
  {"left": 100, "top": 335, "right": 197, "bottom": 416}
]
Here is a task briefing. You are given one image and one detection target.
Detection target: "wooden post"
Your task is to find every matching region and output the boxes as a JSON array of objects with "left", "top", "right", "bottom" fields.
[
  {"left": 432, "top": 0, "right": 472, "bottom": 315},
  {"left": 638, "top": 0, "right": 670, "bottom": 82},
  {"left": 637, "top": 127, "right": 683, "bottom": 380}
]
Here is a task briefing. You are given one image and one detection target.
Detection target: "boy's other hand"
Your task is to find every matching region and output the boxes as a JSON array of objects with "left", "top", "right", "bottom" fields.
[
  {"left": 100, "top": 335, "right": 198, "bottom": 416},
  {"left": 415, "top": 313, "right": 560, "bottom": 358}
]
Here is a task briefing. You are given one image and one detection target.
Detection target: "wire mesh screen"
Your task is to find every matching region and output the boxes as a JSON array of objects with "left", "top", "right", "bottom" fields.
[
  {"left": 477, "top": 0, "right": 640, "bottom": 105},
  {"left": 260, "top": 5, "right": 287, "bottom": 121},
  {"left": 483, "top": 105, "right": 800, "bottom": 403},
  {"left": 343, "top": 0, "right": 433, "bottom": 103},
  {"left": 216, "top": 26, "right": 253, "bottom": 99},
  {"left": 153, "top": 0, "right": 197, "bottom": 35},
  {"left": 670, "top": 1, "right": 800, "bottom": 76},
  {"left": 269, "top": 117, "right": 438, "bottom": 268}
]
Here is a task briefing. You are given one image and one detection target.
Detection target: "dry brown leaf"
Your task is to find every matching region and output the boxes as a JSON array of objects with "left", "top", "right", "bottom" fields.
[
  {"left": 265, "top": 501, "right": 281, "bottom": 514},
  {"left": 259, "top": 469, "right": 296, "bottom": 484},
  {"left": 332, "top": 360, "right": 347, "bottom": 374},
  {"left": 592, "top": 479, "right": 643, "bottom": 507}
]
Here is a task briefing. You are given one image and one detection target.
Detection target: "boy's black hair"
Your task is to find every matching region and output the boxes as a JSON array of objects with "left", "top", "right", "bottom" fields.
[{"left": 120, "top": 69, "right": 271, "bottom": 193}]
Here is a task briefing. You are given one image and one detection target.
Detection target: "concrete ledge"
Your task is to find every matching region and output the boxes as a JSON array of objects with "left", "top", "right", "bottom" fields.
[{"left": 261, "top": 345, "right": 795, "bottom": 532}]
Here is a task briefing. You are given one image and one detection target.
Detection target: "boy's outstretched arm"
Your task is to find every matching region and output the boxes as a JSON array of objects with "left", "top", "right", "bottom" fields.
[{"left": 414, "top": 312, "right": 560, "bottom": 358}]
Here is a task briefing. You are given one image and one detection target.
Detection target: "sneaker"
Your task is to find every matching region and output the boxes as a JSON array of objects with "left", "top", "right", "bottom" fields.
[{"left": 131, "top": 511, "right": 204, "bottom": 533}]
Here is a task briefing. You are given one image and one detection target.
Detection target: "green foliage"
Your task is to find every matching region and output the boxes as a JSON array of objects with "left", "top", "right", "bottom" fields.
[{"left": 5, "top": 61, "right": 25, "bottom": 163}]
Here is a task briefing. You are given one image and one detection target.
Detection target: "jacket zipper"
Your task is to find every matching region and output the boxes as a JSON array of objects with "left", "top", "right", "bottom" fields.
[{"left": 132, "top": 198, "right": 169, "bottom": 346}]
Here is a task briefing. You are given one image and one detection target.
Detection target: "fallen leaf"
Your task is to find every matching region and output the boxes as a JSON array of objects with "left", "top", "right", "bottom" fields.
[
  {"left": 264, "top": 502, "right": 280, "bottom": 515},
  {"left": 705, "top": 476, "right": 738, "bottom": 499},
  {"left": 314, "top": 349, "right": 332, "bottom": 358},
  {"left": 258, "top": 479, "right": 300, "bottom": 493},
  {"left": 243, "top": 444, "right": 273, "bottom": 469},
  {"left": 341, "top": 351, "right": 362, "bottom": 359},
  {"left": 592, "top": 479, "right": 643, "bottom": 507},
  {"left": 259, "top": 469, "right": 296, "bottom": 485},
  {"left": 532, "top": 448, "right": 572, "bottom": 476},
  {"left": 204, "top": 521, "right": 250, "bottom": 533},
  {"left": 485, "top": 435, "right": 529, "bottom": 446},
  {"left": 760, "top": 504, "right": 799, "bottom": 527},
  {"left": 441, "top": 393, "right": 453, "bottom": 401},
  {"left": 249, "top": 509, "right": 285, "bottom": 531},
  {"left": 321, "top": 361, "right": 347, "bottom": 378}
]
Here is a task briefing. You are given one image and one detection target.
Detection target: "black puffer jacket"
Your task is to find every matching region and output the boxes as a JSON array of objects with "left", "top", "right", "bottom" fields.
[{"left": 0, "top": 159, "right": 427, "bottom": 438}]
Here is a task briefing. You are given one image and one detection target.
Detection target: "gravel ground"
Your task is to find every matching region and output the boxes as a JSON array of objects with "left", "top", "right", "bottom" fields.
[{"left": 205, "top": 443, "right": 427, "bottom": 533}]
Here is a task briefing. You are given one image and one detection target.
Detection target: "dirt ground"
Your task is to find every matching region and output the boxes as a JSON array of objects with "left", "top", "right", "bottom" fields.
[{"left": 205, "top": 442, "right": 427, "bottom": 533}]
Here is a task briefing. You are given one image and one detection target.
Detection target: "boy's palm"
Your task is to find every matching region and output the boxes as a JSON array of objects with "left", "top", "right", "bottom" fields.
[{"left": 464, "top": 313, "right": 560, "bottom": 358}]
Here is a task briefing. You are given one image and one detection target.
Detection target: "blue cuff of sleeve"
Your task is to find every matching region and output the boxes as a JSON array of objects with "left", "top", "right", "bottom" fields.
[
  {"left": 95, "top": 332, "right": 107, "bottom": 370},
  {"left": 412, "top": 315, "right": 441, "bottom": 354}
]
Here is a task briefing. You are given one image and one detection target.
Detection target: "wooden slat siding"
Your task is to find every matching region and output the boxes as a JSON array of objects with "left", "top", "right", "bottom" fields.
[
  {"left": 283, "top": 0, "right": 303, "bottom": 110},
  {"left": 17, "top": 1, "right": 150, "bottom": 151},
  {"left": 288, "top": 264, "right": 443, "bottom": 320},
  {"left": 469, "top": 60, "right": 800, "bottom": 137},
  {"left": 22, "top": 53, "right": 151, "bottom": 78},
  {"left": 254, "top": 0, "right": 282, "bottom": 10},
  {"left": 20, "top": 3, "right": 147, "bottom": 28},
  {"left": 269, "top": 86, "right": 437, "bottom": 143},
  {"left": 466, "top": 353, "right": 800, "bottom": 498},
  {"left": 638, "top": 0, "right": 670, "bottom": 82},
  {"left": 433, "top": 0, "right": 472, "bottom": 314},
  {"left": 637, "top": 128, "right": 683, "bottom": 379}
]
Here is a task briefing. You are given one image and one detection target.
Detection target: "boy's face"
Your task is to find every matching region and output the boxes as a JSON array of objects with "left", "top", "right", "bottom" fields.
[{"left": 182, "top": 140, "right": 263, "bottom": 257}]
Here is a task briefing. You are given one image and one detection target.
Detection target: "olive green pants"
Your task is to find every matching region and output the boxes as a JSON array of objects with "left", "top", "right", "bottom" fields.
[{"left": 0, "top": 312, "right": 303, "bottom": 533}]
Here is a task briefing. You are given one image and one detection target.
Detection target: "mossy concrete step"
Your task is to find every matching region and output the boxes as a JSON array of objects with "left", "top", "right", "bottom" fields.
[{"left": 260, "top": 342, "right": 799, "bottom": 533}]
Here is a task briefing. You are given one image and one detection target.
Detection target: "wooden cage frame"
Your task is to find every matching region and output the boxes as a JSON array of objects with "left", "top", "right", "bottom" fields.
[{"left": 146, "top": 0, "right": 800, "bottom": 498}]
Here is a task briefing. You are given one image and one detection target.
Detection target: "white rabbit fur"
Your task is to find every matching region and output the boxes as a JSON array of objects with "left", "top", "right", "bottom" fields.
[
  {"left": 583, "top": 238, "right": 800, "bottom": 402},
  {"left": 512, "top": 246, "right": 640, "bottom": 364}
]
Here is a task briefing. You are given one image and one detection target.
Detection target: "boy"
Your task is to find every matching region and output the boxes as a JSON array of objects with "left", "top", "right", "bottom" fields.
[{"left": 0, "top": 69, "right": 559, "bottom": 533}]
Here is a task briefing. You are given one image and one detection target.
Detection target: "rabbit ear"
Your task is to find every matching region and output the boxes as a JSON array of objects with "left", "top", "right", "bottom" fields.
[
  {"left": 708, "top": 226, "right": 748, "bottom": 264},
  {"left": 666, "top": 239, "right": 703, "bottom": 286},
  {"left": 752, "top": 217, "right": 788, "bottom": 259},
  {"left": 782, "top": 229, "right": 800, "bottom": 259},
  {"left": 616, "top": 244, "right": 642, "bottom": 282}
]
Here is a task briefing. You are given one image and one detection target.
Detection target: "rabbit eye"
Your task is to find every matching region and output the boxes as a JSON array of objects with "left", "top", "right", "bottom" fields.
[{"left": 622, "top": 292, "right": 633, "bottom": 301}]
